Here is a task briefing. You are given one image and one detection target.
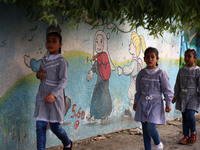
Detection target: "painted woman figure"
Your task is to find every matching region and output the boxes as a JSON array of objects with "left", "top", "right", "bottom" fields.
[
  {"left": 118, "top": 32, "right": 146, "bottom": 117},
  {"left": 87, "top": 30, "right": 115, "bottom": 122}
]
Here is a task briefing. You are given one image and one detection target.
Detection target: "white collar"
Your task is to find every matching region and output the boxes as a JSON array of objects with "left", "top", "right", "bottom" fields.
[
  {"left": 183, "top": 66, "right": 197, "bottom": 71},
  {"left": 44, "top": 54, "right": 61, "bottom": 61},
  {"left": 145, "top": 67, "right": 159, "bottom": 74}
]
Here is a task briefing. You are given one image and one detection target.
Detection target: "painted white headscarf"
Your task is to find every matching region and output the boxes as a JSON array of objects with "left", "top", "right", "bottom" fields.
[{"left": 93, "top": 30, "right": 115, "bottom": 71}]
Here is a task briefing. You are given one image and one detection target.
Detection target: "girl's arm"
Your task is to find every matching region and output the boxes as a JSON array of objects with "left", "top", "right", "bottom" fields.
[
  {"left": 173, "top": 70, "right": 180, "bottom": 100},
  {"left": 36, "top": 67, "right": 46, "bottom": 81},
  {"left": 197, "top": 68, "right": 200, "bottom": 98},
  {"left": 134, "top": 71, "right": 142, "bottom": 104},
  {"left": 172, "top": 97, "right": 177, "bottom": 104},
  {"left": 165, "top": 105, "right": 171, "bottom": 112},
  {"left": 160, "top": 70, "right": 174, "bottom": 107},
  {"left": 43, "top": 93, "right": 55, "bottom": 103},
  {"left": 36, "top": 59, "right": 46, "bottom": 81},
  {"left": 51, "top": 59, "right": 68, "bottom": 98},
  {"left": 172, "top": 70, "right": 180, "bottom": 104},
  {"left": 133, "top": 103, "right": 137, "bottom": 111}
]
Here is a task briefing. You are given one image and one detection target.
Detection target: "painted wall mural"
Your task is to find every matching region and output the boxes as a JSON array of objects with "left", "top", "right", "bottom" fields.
[
  {"left": 86, "top": 30, "right": 115, "bottom": 124},
  {"left": 0, "top": 4, "right": 182, "bottom": 150},
  {"left": 117, "top": 32, "right": 146, "bottom": 119},
  {"left": 180, "top": 28, "right": 200, "bottom": 68}
]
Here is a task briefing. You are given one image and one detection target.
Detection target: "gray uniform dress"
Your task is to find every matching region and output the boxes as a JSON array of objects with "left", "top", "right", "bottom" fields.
[
  {"left": 134, "top": 68, "right": 173, "bottom": 124},
  {"left": 34, "top": 54, "right": 68, "bottom": 123},
  {"left": 174, "top": 66, "right": 200, "bottom": 112}
]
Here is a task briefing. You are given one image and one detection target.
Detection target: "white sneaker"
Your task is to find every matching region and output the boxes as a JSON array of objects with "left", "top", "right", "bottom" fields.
[{"left": 155, "top": 142, "right": 163, "bottom": 150}]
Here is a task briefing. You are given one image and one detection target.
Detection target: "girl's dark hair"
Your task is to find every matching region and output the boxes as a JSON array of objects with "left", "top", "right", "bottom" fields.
[
  {"left": 144, "top": 47, "right": 159, "bottom": 66},
  {"left": 46, "top": 32, "right": 62, "bottom": 54},
  {"left": 46, "top": 25, "right": 62, "bottom": 54},
  {"left": 185, "top": 48, "right": 197, "bottom": 58}
]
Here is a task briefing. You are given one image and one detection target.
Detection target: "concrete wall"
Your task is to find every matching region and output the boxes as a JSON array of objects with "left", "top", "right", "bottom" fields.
[{"left": 0, "top": 4, "right": 182, "bottom": 150}]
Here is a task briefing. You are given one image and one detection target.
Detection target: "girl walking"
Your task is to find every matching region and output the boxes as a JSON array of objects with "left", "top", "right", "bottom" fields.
[
  {"left": 133, "top": 47, "right": 173, "bottom": 150},
  {"left": 35, "top": 25, "right": 73, "bottom": 150},
  {"left": 172, "top": 48, "right": 200, "bottom": 145}
]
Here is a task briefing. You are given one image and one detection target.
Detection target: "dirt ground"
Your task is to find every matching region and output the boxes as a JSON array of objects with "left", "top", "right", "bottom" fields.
[{"left": 47, "top": 114, "right": 200, "bottom": 150}]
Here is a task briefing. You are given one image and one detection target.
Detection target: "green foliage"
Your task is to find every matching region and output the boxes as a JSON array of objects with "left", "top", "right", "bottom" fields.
[
  {"left": 1, "top": 0, "right": 200, "bottom": 37},
  {"left": 179, "top": 57, "right": 185, "bottom": 68}
]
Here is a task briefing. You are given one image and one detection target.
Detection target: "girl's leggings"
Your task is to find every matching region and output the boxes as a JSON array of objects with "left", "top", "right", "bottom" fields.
[
  {"left": 182, "top": 109, "right": 196, "bottom": 137},
  {"left": 142, "top": 122, "right": 160, "bottom": 150},
  {"left": 36, "top": 121, "right": 71, "bottom": 150}
]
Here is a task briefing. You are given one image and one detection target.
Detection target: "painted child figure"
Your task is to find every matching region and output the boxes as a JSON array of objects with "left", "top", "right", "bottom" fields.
[
  {"left": 86, "top": 30, "right": 115, "bottom": 123},
  {"left": 117, "top": 32, "right": 145, "bottom": 117},
  {"left": 133, "top": 47, "right": 173, "bottom": 150},
  {"left": 172, "top": 49, "right": 200, "bottom": 145},
  {"left": 35, "top": 25, "right": 73, "bottom": 150}
]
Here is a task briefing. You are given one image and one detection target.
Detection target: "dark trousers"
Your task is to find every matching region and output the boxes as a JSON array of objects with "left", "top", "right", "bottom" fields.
[
  {"left": 36, "top": 121, "right": 71, "bottom": 150},
  {"left": 142, "top": 122, "right": 160, "bottom": 150},
  {"left": 182, "top": 109, "right": 196, "bottom": 137}
]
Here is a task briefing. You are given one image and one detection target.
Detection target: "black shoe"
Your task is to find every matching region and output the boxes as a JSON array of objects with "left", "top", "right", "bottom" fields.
[{"left": 63, "top": 141, "right": 73, "bottom": 150}]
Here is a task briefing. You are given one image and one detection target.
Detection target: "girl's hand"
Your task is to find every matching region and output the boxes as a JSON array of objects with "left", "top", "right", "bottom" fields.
[
  {"left": 172, "top": 97, "right": 176, "bottom": 104},
  {"left": 36, "top": 67, "right": 46, "bottom": 81},
  {"left": 165, "top": 105, "right": 171, "bottom": 113},
  {"left": 133, "top": 103, "right": 137, "bottom": 111},
  {"left": 43, "top": 93, "right": 55, "bottom": 103}
]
